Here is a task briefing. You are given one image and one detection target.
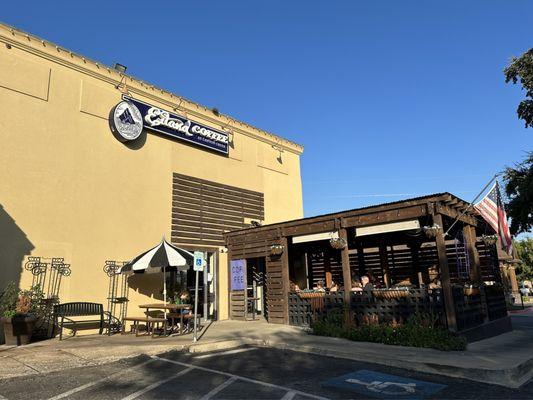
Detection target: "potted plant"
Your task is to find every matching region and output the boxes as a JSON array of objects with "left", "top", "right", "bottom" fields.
[
  {"left": 269, "top": 244, "right": 284, "bottom": 256},
  {"left": 0, "top": 282, "right": 43, "bottom": 346},
  {"left": 422, "top": 224, "right": 441, "bottom": 239}
]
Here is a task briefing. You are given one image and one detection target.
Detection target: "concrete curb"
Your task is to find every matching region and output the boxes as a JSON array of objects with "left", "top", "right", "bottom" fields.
[
  {"left": 185, "top": 338, "right": 533, "bottom": 389},
  {"left": 1, "top": 337, "right": 531, "bottom": 388}
]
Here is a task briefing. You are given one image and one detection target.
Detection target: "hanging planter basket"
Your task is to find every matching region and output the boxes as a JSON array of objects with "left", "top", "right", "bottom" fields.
[
  {"left": 481, "top": 234, "right": 498, "bottom": 246},
  {"left": 422, "top": 224, "right": 441, "bottom": 239},
  {"left": 330, "top": 237, "right": 347, "bottom": 250},
  {"left": 372, "top": 289, "right": 410, "bottom": 299},
  {"left": 269, "top": 244, "right": 284, "bottom": 256}
]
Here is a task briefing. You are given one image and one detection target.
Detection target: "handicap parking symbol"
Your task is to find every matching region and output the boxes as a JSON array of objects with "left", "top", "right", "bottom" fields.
[{"left": 322, "top": 370, "right": 446, "bottom": 399}]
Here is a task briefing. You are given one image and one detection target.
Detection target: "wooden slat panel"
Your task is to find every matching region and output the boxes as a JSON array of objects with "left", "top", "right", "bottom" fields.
[
  {"left": 172, "top": 173, "right": 264, "bottom": 247},
  {"left": 173, "top": 193, "right": 264, "bottom": 216},
  {"left": 173, "top": 174, "right": 264, "bottom": 202},
  {"left": 173, "top": 186, "right": 265, "bottom": 210}
]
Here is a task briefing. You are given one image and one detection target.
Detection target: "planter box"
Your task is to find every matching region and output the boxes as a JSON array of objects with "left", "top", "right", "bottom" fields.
[{"left": 1, "top": 316, "right": 37, "bottom": 346}]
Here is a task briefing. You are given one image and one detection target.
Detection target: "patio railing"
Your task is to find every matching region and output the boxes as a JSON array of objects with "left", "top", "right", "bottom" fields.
[
  {"left": 288, "top": 285, "right": 507, "bottom": 332},
  {"left": 289, "top": 289, "right": 445, "bottom": 328}
]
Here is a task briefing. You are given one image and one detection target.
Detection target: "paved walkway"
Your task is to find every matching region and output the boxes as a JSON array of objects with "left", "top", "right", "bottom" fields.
[{"left": 1, "top": 315, "right": 532, "bottom": 388}]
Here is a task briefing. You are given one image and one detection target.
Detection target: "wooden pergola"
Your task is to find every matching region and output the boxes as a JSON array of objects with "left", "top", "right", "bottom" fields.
[{"left": 224, "top": 193, "right": 507, "bottom": 335}]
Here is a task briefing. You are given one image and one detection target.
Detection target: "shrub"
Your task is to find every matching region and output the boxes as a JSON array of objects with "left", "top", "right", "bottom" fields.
[
  {"left": 0, "top": 282, "right": 19, "bottom": 318},
  {"left": 0, "top": 282, "right": 44, "bottom": 318},
  {"left": 312, "top": 311, "right": 467, "bottom": 351}
]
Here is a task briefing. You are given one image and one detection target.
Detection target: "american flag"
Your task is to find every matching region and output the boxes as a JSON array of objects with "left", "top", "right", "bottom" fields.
[{"left": 474, "top": 182, "right": 513, "bottom": 254}]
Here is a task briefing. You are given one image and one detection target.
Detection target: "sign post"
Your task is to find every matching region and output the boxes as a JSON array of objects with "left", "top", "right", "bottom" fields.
[{"left": 193, "top": 251, "right": 205, "bottom": 342}]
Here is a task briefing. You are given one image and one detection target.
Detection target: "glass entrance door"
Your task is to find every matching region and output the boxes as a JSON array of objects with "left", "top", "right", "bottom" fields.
[{"left": 203, "top": 252, "right": 217, "bottom": 321}]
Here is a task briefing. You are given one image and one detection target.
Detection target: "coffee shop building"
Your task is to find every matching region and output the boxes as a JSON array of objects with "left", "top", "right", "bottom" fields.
[
  {"left": 0, "top": 23, "right": 304, "bottom": 325},
  {"left": 0, "top": 23, "right": 512, "bottom": 342},
  {"left": 224, "top": 193, "right": 511, "bottom": 340}
]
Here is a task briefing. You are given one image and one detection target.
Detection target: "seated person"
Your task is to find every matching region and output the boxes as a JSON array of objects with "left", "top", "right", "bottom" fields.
[
  {"left": 329, "top": 280, "right": 339, "bottom": 292},
  {"left": 289, "top": 280, "right": 301, "bottom": 292},
  {"left": 315, "top": 280, "right": 326, "bottom": 292},
  {"left": 361, "top": 275, "right": 374, "bottom": 293},
  {"left": 178, "top": 291, "right": 192, "bottom": 314},
  {"left": 367, "top": 271, "right": 381, "bottom": 289},
  {"left": 350, "top": 277, "right": 363, "bottom": 292},
  {"left": 429, "top": 275, "right": 441, "bottom": 290}
]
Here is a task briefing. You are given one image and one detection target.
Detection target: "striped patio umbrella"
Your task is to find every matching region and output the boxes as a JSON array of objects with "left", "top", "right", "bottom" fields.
[{"left": 119, "top": 239, "right": 194, "bottom": 320}]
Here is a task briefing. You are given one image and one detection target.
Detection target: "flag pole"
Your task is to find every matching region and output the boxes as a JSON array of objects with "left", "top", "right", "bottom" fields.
[{"left": 443, "top": 173, "right": 500, "bottom": 237}]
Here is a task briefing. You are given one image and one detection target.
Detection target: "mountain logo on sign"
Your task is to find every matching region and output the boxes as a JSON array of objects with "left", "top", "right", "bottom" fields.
[
  {"left": 110, "top": 100, "right": 143, "bottom": 142},
  {"left": 118, "top": 108, "right": 136, "bottom": 125}
]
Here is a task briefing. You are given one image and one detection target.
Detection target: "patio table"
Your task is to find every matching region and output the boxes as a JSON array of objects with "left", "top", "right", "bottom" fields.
[{"left": 138, "top": 303, "right": 192, "bottom": 336}]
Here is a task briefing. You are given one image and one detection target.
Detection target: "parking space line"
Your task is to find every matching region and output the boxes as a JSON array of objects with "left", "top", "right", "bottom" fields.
[
  {"left": 47, "top": 359, "right": 156, "bottom": 400},
  {"left": 281, "top": 391, "right": 297, "bottom": 400},
  {"left": 194, "top": 347, "right": 257, "bottom": 359},
  {"left": 120, "top": 367, "right": 193, "bottom": 400},
  {"left": 152, "top": 355, "right": 329, "bottom": 400},
  {"left": 199, "top": 376, "right": 237, "bottom": 400}
]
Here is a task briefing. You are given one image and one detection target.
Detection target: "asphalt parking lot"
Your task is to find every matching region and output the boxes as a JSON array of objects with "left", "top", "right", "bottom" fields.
[{"left": 0, "top": 346, "right": 532, "bottom": 400}]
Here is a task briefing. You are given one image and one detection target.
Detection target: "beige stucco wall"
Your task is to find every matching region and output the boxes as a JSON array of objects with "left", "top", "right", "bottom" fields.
[{"left": 0, "top": 24, "right": 303, "bottom": 331}]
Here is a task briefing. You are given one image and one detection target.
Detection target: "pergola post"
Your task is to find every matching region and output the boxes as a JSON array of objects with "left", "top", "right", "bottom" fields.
[
  {"left": 280, "top": 236, "right": 290, "bottom": 325},
  {"left": 463, "top": 224, "right": 481, "bottom": 284},
  {"left": 339, "top": 228, "right": 352, "bottom": 306},
  {"left": 433, "top": 214, "right": 458, "bottom": 332}
]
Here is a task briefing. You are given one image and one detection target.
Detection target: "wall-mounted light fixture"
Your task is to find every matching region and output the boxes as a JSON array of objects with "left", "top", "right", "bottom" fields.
[{"left": 113, "top": 63, "right": 127, "bottom": 74}]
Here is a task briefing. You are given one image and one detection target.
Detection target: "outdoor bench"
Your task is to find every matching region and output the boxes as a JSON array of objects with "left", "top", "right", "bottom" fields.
[
  {"left": 53, "top": 302, "right": 104, "bottom": 340},
  {"left": 122, "top": 316, "right": 167, "bottom": 338}
]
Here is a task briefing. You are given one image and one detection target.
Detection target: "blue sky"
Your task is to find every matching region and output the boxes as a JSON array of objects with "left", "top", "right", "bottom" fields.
[{"left": 3, "top": 1, "right": 532, "bottom": 221}]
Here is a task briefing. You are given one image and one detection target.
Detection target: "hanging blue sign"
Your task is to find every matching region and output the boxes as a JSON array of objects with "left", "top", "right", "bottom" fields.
[
  {"left": 230, "top": 259, "right": 247, "bottom": 291},
  {"left": 113, "top": 96, "right": 229, "bottom": 155}
]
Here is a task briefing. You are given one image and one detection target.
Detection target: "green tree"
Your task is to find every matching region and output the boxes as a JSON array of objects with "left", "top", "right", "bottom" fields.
[
  {"left": 514, "top": 238, "right": 533, "bottom": 281},
  {"left": 503, "top": 152, "right": 533, "bottom": 234},
  {"left": 503, "top": 49, "right": 533, "bottom": 234},
  {"left": 504, "top": 48, "right": 533, "bottom": 128}
]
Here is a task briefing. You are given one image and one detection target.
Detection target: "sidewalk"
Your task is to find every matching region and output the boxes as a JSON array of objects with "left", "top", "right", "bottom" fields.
[{"left": 1, "top": 315, "right": 532, "bottom": 388}]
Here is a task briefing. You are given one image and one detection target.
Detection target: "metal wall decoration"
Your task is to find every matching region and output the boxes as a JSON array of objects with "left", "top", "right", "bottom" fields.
[
  {"left": 23, "top": 256, "right": 72, "bottom": 339},
  {"left": 104, "top": 260, "right": 129, "bottom": 335},
  {"left": 24, "top": 257, "right": 71, "bottom": 300}
]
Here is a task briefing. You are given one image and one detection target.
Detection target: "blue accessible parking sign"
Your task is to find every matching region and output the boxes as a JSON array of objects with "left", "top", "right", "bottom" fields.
[
  {"left": 322, "top": 370, "right": 446, "bottom": 399},
  {"left": 193, "top": 251, "right": 205, "bottom": 272}
]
